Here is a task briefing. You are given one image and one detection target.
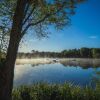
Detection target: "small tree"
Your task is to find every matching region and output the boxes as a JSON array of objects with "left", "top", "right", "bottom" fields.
[
  {"left": 92, "top": 48, "right": 100, "bottom": 58},
  {"left": 80, "top": 47, "right": 90, "bottom": 58},
  {"left": 0, "top": 0, "right": 85, "bottom": 99}
]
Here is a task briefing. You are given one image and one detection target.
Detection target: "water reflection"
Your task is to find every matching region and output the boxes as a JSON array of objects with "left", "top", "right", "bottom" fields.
[
  {"left": 60, "top": 61, "right": 100, "bottom": 69},
  {"left": 26, "top": 58, "right": 100, "bottom": 68},
  {"left": 14, "top": 62, "right": 100, "bottom": 87}
]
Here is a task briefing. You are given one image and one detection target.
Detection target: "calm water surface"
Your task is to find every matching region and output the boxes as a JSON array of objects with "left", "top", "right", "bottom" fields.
[{"left": 14, "top": 63, "right": 100, "bottom": 87}]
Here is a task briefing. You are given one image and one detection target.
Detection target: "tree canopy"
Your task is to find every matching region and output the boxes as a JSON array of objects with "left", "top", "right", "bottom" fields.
[{"left": 0, "top": 0, "right": 85, "bottom": 39}]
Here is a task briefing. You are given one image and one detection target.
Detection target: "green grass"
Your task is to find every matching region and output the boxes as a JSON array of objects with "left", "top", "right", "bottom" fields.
[{"left": 12, "top": 83, "right": 100, "bottom": 100}]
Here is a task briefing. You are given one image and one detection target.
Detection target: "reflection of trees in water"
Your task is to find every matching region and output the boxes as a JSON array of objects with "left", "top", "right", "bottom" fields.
[
  {"left": 31, "top": 63, "right": 52, "bottom": 67},
  {"left": 31, "top": 64, "right": 40, "bottom": 67},
  {"left": 30, "top": 59, "right": 100, "bottom": 69},
  {"left": 61, "top": 61, "right": 100, "bottom": 87},
  {"left": 61, "top": 60, "right": 100, "bottom": 69}
]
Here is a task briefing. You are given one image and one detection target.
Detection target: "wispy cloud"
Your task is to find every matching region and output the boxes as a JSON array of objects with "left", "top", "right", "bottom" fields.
[{"left": 89, "top": 36, "right": 98, "bottom": 39}]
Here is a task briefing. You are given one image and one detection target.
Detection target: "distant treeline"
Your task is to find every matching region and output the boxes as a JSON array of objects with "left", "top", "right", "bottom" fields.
[{"left": 17, "top": 48, "right": 100, "bottom": 58}]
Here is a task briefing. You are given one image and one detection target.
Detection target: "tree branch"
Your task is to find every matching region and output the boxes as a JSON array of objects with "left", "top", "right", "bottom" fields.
[
  {"left": 23, "top": 3, "right": 30, "bottom": 20},
  {"left": 23, "top": 5, "right": 35, "bottom": 26},
  {"left": 21, "top": 14, "right": 49, "bottom": 36},
  {"left": 21, "top": 2, "right": 65, "bottom": 37}
]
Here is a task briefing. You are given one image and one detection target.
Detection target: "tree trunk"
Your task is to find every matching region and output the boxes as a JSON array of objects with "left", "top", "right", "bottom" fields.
[
  {"left": 0, "top": 0, "right": 27, "bottom": 100},
  {"left": 0, "top": 36, "right": 20, "bottom": 100}
]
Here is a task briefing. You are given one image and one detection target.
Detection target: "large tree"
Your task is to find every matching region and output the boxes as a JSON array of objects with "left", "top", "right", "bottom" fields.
[{"left": 0, "top": 0, "right": 84, "bottom": 99}]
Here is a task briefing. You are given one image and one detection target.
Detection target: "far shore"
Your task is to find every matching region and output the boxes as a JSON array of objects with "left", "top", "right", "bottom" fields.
[{"left": 16, "top": 58, "right": 100, "bottom": 67}]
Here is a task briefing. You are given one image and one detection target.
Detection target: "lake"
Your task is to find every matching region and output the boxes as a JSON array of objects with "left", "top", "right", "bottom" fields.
[{"left": 14, "top": 60, "right": 100, "bottom": 87}]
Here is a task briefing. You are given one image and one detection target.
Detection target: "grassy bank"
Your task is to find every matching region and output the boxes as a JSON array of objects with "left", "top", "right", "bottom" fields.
[{"left": 12, "top": 83, "right": 100, "bottom": 100}]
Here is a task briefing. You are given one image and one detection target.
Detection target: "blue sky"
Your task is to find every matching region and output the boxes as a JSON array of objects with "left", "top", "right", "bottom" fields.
[{"left": 19, "top": 0, "right": 100, "bottom": 52}]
